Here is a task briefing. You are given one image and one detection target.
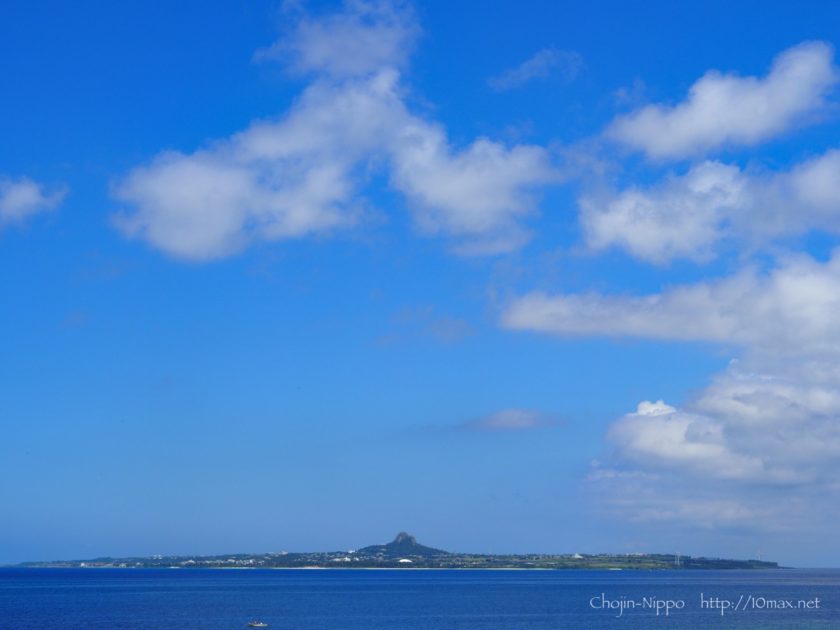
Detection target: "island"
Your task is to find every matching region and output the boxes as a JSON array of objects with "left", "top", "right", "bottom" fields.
[{"left": 14, "top": 532, "right": 779, "bottom": 570}]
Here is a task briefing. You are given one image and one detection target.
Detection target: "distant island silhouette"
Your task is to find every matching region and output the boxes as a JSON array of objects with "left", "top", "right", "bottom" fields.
[{"left": 14, "top": 532, "right": 779, "bottom": 570}]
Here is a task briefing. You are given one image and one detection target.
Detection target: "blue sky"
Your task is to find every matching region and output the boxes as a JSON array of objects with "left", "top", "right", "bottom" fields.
[{"left": 3, "top": 0, "right": 840, "bottom": 567}]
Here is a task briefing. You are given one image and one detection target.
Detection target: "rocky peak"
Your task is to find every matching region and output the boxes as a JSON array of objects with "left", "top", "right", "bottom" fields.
[{"left": 393, "top": 532, "right": 417, "bottom": 545}]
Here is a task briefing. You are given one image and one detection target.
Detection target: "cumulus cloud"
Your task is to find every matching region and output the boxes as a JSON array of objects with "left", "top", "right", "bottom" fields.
[
  {"left": 0, "top": 176, "right": 66, "bottom": 228},
  {"left": 113, "top": 71, "right": 403, "bottom": 260},
  {"left": 115, "top": 0, "right": 555, "bottom": 260},
  {"left": 506, "top": 252, "right": 840, "bottom": 530},
  {"left": 607, "top": 398, "right": 801, "bottom": 483},
  {"left": 581, "top": 161, "right": 744, "bottom": 263},
  {"left": 391, "top": 125, "right": 555, "bottom": 254},
  {"left": 488, "top": 47, "right": 583, "bottom": 91},
  {"left": 607, "top": 41, "right": 838, "bottom": 159},
  {"left": 783, "top": 149, "right": 840, "bottom": 224},
  {"left": 592, "top": 360, "right": 840, "bottom": 530},
  {"left": 580, "top": 149, "right": 840, "bottom": 263}
]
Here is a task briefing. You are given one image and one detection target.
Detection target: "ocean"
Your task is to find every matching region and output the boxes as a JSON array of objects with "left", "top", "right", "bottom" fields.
[{"left": 1, "top": 567, "right": 838, "bottom": 628}]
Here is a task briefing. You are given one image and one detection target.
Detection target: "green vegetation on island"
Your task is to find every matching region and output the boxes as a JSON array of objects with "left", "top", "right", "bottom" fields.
[{"left": 15, "top": 532, "right": 779, "bottom": 570}]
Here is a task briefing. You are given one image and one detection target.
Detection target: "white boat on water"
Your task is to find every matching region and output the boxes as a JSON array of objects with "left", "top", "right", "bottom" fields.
[{"left": 247, "top": 621, "right": 269, "bottom": 628}]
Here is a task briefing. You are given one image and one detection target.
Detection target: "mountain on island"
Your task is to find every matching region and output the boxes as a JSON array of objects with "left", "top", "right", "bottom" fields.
[
  {"left": 13, "top": 531, "right": 781, "bottom": 570},
  {"left": 356, "top": 532, "right": 449, "bottom": 558}
]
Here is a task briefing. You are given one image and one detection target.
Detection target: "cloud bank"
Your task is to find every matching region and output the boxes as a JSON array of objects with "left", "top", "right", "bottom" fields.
[
  {"left": 505, "top": 252, "right": 840, "bottom": 530},
  {"left": 504, "top": 251, "right": 840, "bottom": 356}
]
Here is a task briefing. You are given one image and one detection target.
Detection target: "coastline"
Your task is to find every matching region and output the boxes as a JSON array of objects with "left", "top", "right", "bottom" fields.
[{"left": 6, "top": 565, "right": 791, "bottom": 571}]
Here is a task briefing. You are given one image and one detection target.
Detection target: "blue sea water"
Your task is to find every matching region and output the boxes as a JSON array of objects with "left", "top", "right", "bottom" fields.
[{"left": 1, "top": 568, "right": 838, "bottom": 629}]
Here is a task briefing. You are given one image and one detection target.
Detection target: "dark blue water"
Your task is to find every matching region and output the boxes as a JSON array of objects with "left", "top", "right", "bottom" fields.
[{"left": 1, "top": 568, "right": 838, "bottom": 629}]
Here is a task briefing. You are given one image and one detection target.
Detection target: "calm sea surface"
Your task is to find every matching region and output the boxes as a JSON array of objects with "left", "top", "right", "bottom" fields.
[{"left": 1, "top": 568, "right": 838, "bottom": 629}]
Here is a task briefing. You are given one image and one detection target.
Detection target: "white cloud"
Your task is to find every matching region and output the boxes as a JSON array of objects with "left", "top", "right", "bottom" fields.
[
  {"left": 503, "top": 250, "right": 840, "bottom": 356},
  {"left": 635, "top": 400, "right": 675, "bottom": 416},
  {"left": 0, "top": 176, "right": 66, "bottom": 228},
  {"left": 694, "top": 365, "right": 840, "bottom": 433},
  {"left": 783, "top": 149, "right": 840, "bottom": 226},
  {"left": 580, "top": 150, "right": 840, "bottom": 263},
  {"left": 593, "top": 361, "right": 840, "bottom": 530},
  {"left": 390, "top": 125, "right": 555, "bottom": 254},
  {"left": 607, "top": 398, "right": 798, "bottom": 483},
  {"left": 607, "top": 41, "right": 838, "bottom": 159},
  {"left": 488, "top": 48, "right": 582, "bottom": 91},
  {"left": 115, "top": 1, "right": 556, "bottom": 260},
  {"left": 114, "top": 71, "right": 403, "bottom": 260},
  {"left": 581, "top": 161, "right": 744, "bottom": 263},
  {"left": 254, "top": 0, "right": 419, "bottom": 78},
  {"left": 506, "top": 252, "right": 840, "bottom": 530}
]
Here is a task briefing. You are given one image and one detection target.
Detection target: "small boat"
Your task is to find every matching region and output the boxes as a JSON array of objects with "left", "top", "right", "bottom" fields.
[{"left": 247, "top": 622, "right": 269, "bottom": 628}]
